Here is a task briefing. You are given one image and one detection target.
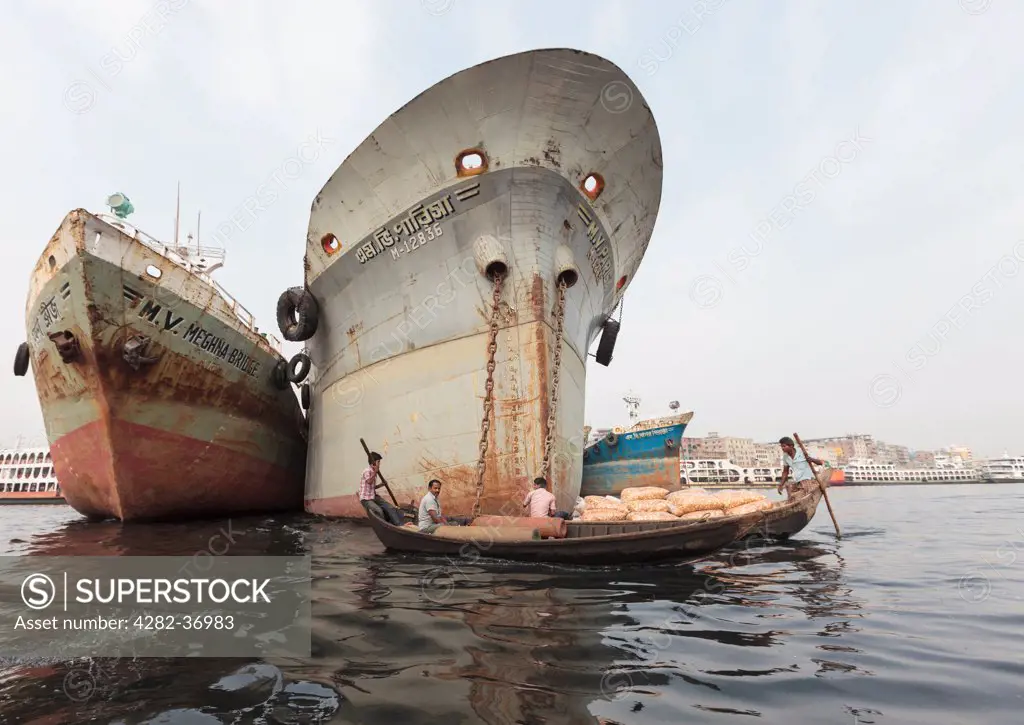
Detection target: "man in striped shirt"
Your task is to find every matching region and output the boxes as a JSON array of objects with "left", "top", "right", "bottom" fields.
[{"left": 360, "top": 451, "right": 402, "bottom": 525}]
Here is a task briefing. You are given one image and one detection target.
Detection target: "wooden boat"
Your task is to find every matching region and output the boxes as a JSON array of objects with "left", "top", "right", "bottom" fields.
[
  {"left": 745, "top": 479, "right": 825, "bottom": 540},
  {"left": 364, "top": 507, "right": 765, "bottom": 565}
]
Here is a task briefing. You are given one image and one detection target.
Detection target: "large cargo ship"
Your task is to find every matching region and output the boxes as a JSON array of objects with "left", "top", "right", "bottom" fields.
[
  {"left": 17, "top": 199, "right": 307, "bottom": 521},
  {"left": 292, "top": 48, "right": 663, "bottom": 518}
]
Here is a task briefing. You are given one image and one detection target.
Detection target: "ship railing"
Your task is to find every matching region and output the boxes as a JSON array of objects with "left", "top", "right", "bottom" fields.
[{"left": 96, "top": 213, "right": 284, "bottom": 355}]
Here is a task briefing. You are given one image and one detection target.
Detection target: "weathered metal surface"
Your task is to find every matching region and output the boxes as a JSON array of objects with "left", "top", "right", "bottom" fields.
[
  {"left": 579, "top": 419, "right": 688, "bottom": 497},
  {"left": 24, "top": 210, "right": 307, "bottom": 521},
  {"left": 301, "top": 48, "right": 662, "bottom": 518}
]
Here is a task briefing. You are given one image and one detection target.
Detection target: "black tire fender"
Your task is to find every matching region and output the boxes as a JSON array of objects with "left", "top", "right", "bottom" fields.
[
  {"left": 300, "top": 383, "right": 311, "bottom": 410},
  {"left": 271, "top": 359, "right": 289, "bottom": 390},
  {"left": 287, "top": 353, "right": 311, "bottom": 384},
  {"left": 276, "top": 286, "right": 319, "bottom": 342},
  {"left": 605, "top": 431, "right": 618, "bottom": 446},
  {"left": 594, "top": 318, "right": 619, "bottom": 367},
  {"left": 13, "top": 342, "right": 29, "bottom": 377}
]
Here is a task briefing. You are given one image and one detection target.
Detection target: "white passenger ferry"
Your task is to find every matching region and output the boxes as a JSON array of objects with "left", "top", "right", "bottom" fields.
[
  {"left": 842, "top": 458, "right": 979, "bottom": 484},
  {"left": 0, "top": 443, "right": 65, "bottom": 504},
  {"left": 976, "top": 454, "right": 1024, "bottom": 482}
]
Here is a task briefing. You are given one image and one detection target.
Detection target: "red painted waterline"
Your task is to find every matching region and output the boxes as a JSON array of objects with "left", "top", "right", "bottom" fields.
[{"left": 51, "top": 419, "right": 303, "bottom": 521}]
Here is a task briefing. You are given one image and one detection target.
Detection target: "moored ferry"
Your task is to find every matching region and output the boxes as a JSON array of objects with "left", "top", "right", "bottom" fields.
[
  {"left": 976, "top": 453, "right": 1024, "bottom": 482},
  {"left": 0, "top": 444, "right": 65, "bottom": 504},
  {"left": 841, "top": 459, "right": 980, "bottom": 485}
]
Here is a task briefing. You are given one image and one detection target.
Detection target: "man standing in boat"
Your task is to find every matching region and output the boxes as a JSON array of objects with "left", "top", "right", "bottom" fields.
[
  {"left": 359, "top": 452, "right": 403, "bottom": 525},
  {"left": 777, "top": 437, "right": 825, "bottom": 498}
]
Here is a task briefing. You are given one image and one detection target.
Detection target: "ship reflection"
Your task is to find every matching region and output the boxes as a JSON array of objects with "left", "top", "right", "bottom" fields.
[{"left": 0, "top": 516, "right": 867, "bottom": 723}]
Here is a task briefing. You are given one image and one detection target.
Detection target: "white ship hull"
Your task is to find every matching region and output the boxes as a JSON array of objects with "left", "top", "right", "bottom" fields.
[{"left": 294, "top": 49, "right": 663, "bottom": 518}]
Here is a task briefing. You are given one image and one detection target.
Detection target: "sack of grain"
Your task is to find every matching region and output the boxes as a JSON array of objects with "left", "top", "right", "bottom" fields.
[
  {"left": 626, "top": 499, "right": 672, "bottom": 513},
  {"left": 714, "top": 490, "right": 766, "bottom": 509},
  {"left": 626, "top": 511, "right": 679, "bottom": 522},
  {"left": 619, "top": 486, "right": 670, "bottom": 502},
  {"left": 665, "top": 492, "right": 726, "bottom": 514},
  {"left": 678, "top": 509, "right": 725, "bottom": 521},
  {"left": 584, "top": 495, "right": 622, "bottom": 510},
  {"left": 581, "top": 508, "right": 629, "bottom": 522},
  {"left": 725, "top": 499, "right": 775, "bottom": 516}
]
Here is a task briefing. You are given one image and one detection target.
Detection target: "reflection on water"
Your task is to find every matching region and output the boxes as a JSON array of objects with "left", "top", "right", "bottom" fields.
[{"left": 1, "top": 484, "right": 1022, "bottom": 723}]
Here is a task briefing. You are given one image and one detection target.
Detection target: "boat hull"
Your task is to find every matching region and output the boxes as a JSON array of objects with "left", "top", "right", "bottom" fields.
[
  {"left": 580, "top": 421, "right": 686, "bottom": 497},
  {"left": 0, "top": 493, "right": 66, "bottom": 505},
  {"left": 365, "top": 508, "right": 763, "bottom": 565},
  {"left": 24, "top": 210, "right": 307, "bottom": 521},
  {"left": 745, "top": 473, "right": 827, "bottom": 540},
  {"left": 301, "top": 49, "right": 663, "bottom": 519}
]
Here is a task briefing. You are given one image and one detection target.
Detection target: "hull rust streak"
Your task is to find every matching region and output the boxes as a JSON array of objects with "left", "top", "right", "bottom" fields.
[
  {"left": 23, "top": 209, "right": 307, "bottom": 521},
  {"left": 300, "top": 48, "right": 664, "bottom": 518}
]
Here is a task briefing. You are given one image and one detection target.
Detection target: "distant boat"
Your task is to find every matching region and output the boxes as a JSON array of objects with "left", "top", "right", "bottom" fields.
[
  {"left": 0, "top": 443, "right": 66, "bottom": 505},
  {"left": 580, "top": 395, "right": 691, "bottom": 497},
  {"left": 976, "top": 453, "right": 1024, "bottom": 482}
]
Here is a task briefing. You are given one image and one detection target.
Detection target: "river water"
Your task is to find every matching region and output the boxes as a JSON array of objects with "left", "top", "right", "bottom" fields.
[{"left": 0, "top": 484, "right": 1021, "bottom": 724}]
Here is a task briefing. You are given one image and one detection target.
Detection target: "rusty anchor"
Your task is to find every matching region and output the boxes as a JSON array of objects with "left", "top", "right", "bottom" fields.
[
  {"left": 122, "top": 334, "right": 161, "bottom": 371},
  {"left": 47, "top": 330, "right": 80, "bottom": 363}
]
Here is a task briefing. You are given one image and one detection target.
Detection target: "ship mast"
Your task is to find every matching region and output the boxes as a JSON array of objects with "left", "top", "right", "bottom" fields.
[
  {"left": 173, "top": 181, "right": 180, "bottom": 247},
  {"left": 623, "top": 393, "right": 641, "bottom": 426}
]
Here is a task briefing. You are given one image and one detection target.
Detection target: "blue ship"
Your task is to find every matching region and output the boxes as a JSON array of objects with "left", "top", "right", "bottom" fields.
[{"left": 580, "top": 407, "right": 692, "bottom": 498}]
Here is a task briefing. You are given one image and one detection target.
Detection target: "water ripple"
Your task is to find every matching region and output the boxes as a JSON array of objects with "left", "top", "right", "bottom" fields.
[{"left": 0, "top": 485, "right": 1021, "bottom": 723}]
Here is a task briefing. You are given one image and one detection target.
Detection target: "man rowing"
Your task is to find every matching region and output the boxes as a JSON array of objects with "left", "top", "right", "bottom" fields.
[
  {"left": 358, "top": 451, "right": 403, "bottom": 525},
  {"left": 777, "top": 436, "right": 825, "bottom": 498}
]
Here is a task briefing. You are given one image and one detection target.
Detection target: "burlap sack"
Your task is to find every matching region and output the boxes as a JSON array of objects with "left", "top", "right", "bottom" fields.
[
  {"left": 665, "top": 492, "right": 726, "bottom": 514},
  {"left": 619, "top": 486, "right": 670, "bottom": 502},
  {"left": 725, "top": 499, "right": 775, "bottom": 516},
  {"left": 581, "top": 508, "right": 628, "bottom": 522},
  {"left": 584, "top": 496, "right": 622, "bottom": 510},
  {"left": 627, "top": 499, "right": 671, "bottom": 513},
  {"left": 714, "top": 491, "right": 766, "bottom": 508},
  {"left": 626, "top": 511, "right": 679, "bottom": 522},
  {"left": 678, "top": 509, "right": 725, "bottom": 521}
]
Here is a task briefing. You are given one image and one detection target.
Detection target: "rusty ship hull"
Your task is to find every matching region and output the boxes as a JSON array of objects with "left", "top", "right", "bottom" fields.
[
  {"left": 296, "top": 49, "right": 663, "bottom": 519},
  {"left": 23, "top": 209, "right": 307, "bottom": 521}
]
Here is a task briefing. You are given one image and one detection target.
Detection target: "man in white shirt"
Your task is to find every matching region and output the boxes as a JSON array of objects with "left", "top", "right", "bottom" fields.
[
  {"left": 777, "top": 436, "right": 825, "bottom": 498},
  {"left": 418, "top": 479, "right": 447, "bottom": 533}
]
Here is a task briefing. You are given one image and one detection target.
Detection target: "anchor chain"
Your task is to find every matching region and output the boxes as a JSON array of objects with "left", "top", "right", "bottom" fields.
[
  {"left": 541, "top": 278, "right": 569, "bottom": 482},
  {"left": 473, "top": 271, "right": 506, "bottom": 518}
]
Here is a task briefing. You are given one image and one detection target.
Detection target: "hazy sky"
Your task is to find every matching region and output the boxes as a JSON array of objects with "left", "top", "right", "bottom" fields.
[{"left": 2, "top": 0, "right": 1020, "bottom": 457}]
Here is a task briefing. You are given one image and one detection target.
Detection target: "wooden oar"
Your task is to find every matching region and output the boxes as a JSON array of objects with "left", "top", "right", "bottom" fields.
[
  {"left": 794, "top": 432, "right": 840, "bottom": 539},
  {"left": 360, "top": 437, "right": 399, "bottom": 507}
]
